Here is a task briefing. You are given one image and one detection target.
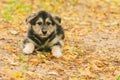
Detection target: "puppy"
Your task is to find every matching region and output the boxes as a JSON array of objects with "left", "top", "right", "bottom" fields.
[{"left": 23, "top": 11, "right": 65, "bottom": 58}]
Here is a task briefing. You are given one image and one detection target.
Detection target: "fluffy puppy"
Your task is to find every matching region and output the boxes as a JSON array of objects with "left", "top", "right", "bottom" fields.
[{"left": 23, "top": 11, "right": 65, "bottom": 58}]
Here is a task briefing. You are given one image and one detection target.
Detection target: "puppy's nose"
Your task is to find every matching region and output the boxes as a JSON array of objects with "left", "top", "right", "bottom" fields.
[{"left": 42, "top": 30, "right": 47, "bottom": 35}]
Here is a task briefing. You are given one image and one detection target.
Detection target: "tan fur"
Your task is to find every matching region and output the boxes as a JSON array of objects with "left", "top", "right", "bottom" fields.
[{"left": 32, "top": 17, "right": 56, "bottom": 38}]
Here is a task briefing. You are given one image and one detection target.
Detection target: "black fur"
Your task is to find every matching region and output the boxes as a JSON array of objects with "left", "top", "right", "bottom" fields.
[
  {"left": 23, "top": 11, "right": 64, "bottom": 52},
  {"left": 29, "top": 11, "right": 55, "bottom": 25},
  {"left": 28, "top": 27, "right": 56, "bottom": 46}
]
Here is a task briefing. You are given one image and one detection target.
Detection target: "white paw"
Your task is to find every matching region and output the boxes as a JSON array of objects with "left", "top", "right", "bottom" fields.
[
  {"left": 51, "top": 46, "right": 62, "bottom": 58},
  {"left": 23, "top": 43, "right": 35, "bottom": 54},
  {"left": 52, "top": 51, "right": 62, "bottom": 58}
]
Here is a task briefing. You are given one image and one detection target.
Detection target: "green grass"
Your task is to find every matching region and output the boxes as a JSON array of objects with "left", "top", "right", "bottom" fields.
[
  {"left": 19, "top": 55, "right": 26, "bottom": 61},
  {"left": 1, "top": 0, "right": 32, "bottom": 21},
  {"left": 23, "top": 65, "right": 29, "bottom": 70},
  {"left": 116, "top": 76, "right": 120, "bottom": 80}
]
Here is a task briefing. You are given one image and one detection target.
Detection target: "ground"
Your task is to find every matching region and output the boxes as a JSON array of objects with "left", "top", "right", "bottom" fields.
[{"left": 0, "top": 0, "right": 120, "bottom": 80}]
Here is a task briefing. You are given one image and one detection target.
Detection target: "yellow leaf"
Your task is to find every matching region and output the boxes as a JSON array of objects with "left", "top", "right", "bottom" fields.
[{"left": 12, "top": 72, "right": 23, "bottom": 78}]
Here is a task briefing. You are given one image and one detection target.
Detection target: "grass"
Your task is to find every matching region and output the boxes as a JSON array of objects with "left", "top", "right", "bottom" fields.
[
  {"left": 23, "top": 65, "right": 29, "bottom": 70},
  {"left": 116, "top": 76, "right": 120, "bottom": 80},
  {"left": 1, "top": 0, "right": 32, "bottom": 21},
  {"left": 19, "top": 55, "right": 26, "bottom": 61}
]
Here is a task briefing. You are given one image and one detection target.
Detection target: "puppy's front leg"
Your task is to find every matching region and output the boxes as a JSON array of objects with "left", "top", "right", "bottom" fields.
[
  {"left": 23, "top": 43, "right": 35, "bottom": 54},
  {"left": 51, "top": 45, "right": 62, "bottom": 58}
]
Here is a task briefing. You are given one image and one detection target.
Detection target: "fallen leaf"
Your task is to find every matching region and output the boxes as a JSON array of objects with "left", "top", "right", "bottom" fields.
[
  {"left": 29, "top": 58, "right": 39, "bottom": 65},
  {"left": 12, "top": 72, "right": 23, "bottom": 78},
  {"left": 10, "top": 30, "right": 18, "bottom": 35},
  {"left": 48, "top": 71, "right": 59, "bottom": 76}
]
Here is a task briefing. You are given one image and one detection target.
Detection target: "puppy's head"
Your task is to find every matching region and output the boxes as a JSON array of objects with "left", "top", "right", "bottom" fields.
[{"left": 26, "top": 11, "right": 61, "bottom": 38}]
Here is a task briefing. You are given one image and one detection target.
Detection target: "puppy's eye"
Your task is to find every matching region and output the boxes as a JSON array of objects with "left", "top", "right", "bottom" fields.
[
  {"left": 46, "top": 22, "right": 51, "bottom": 25},
  {"left": 37, "top": 22, "right": 42, "bottom": 25}
]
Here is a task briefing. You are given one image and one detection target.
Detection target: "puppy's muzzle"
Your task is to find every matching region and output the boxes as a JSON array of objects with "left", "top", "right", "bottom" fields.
[{"left": 42, "top": 26, "right": 48, "bottom": 35}]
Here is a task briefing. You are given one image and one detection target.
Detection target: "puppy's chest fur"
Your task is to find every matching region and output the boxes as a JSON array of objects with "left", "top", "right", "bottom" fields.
[{"left": 27, "top": 28, "right": 60, "bottom": 50}]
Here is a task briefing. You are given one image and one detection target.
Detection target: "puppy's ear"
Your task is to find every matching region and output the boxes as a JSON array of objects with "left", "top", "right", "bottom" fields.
[
  {"left": 54, "top": 16, "right": 61, "bottom": 24},
  {"left": 26, "top": 12, "right": 38, "bottom": 24},
  {"left": 51, "top": 13, "right": 61, "bottom": 24}
]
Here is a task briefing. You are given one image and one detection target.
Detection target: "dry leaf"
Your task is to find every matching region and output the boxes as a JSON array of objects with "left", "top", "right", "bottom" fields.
[
  {"left": 29, "top": 58, "right": 39, "bottom": 65},
  {"left": 48, "top": 71, "right": 59, "bottom": 76}
]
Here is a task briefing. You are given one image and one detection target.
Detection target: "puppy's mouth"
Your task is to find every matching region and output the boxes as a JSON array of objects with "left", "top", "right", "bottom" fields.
[{"left": 40, "top": 34, "right": 48, "bottom": 38}]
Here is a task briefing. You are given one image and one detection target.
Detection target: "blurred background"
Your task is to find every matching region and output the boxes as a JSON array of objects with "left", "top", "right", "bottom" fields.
[{"left": 1, "top": 0, "right": 120, "bottom": 25}]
